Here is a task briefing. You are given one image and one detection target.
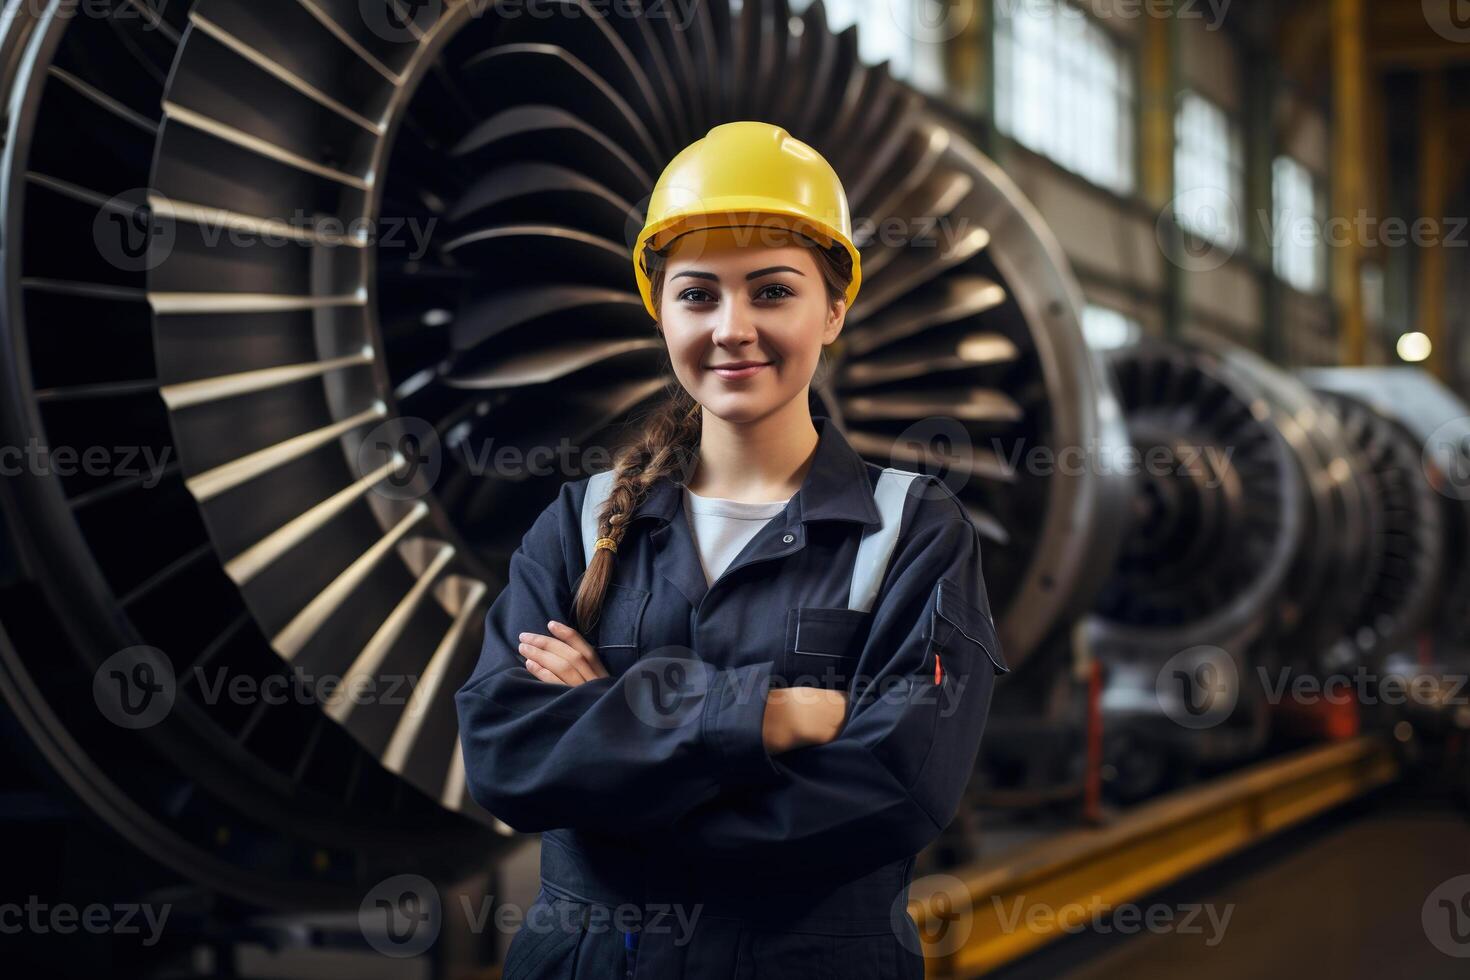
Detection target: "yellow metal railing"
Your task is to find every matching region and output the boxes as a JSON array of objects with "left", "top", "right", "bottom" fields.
[{"left": 911, "top": 735, "right": 1399, "bottom": 977}]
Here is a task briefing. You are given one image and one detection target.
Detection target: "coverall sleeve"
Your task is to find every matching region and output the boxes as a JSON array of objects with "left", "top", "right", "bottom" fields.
[
  {"left": 454, "top": 481, "right": 784, "bottom": 835},
  {"left": 664, "top": 506, "right": 1007, "bottom": 880}
]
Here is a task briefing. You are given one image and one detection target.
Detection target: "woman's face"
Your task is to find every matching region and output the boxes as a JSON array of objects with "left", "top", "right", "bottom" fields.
[{"left": 658, "top": 226, "right": 846, "bottom": 425}]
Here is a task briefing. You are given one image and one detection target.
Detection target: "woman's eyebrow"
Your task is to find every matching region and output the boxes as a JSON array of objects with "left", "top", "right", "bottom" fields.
[{"left": 671, "top": 265, "right": 807, "bottom": 282}]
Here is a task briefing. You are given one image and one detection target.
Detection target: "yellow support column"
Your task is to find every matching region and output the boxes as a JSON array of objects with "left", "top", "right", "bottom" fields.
[
  {"left": 1417, "top": 71, "right": 1447, "bottom": 379},
  {"left": 1140, "top": 13, "right": 1174, "bottom": 211},
  {"left": 1141, "top": 11, "right": 1181, "bottom": 336},
  {"left": 1331, "top": 0, "right": 1367, "bottom": 365},
  {"left": 956, "top": 0, "right": 990, "bottom": 129}
]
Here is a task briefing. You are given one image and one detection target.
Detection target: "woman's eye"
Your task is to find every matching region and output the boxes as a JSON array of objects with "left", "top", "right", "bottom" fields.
[
  {"left": 756, "top": 283, "right": 793, "bottom": 301},
  {"left": 678, "top": 287, "right": 714, "bottom": 303}
]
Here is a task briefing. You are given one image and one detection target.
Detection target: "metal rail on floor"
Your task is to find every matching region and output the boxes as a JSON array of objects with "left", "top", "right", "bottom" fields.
[{"left": 910, "top": 735, "right": 1400, "bottom": 977}]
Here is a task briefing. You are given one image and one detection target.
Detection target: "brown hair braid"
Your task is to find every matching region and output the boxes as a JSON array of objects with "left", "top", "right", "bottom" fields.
[{"left": 572, "top": 231, "right": 854, "bottom": 633}]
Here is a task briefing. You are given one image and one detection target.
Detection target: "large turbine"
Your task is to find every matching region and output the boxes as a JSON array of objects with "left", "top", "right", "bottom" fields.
[{"left": 0, "top": 0, "right": 1126, "bottom": 904}]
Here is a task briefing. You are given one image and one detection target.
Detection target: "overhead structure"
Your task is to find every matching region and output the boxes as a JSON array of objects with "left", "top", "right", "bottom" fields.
[{"left": 0, "top": 0, "right": 1127, "bottom": 905}]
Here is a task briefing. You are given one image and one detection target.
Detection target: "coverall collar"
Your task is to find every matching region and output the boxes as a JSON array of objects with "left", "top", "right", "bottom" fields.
[{"left": 628, "top": 414, "right": 883, "bottom": 529}]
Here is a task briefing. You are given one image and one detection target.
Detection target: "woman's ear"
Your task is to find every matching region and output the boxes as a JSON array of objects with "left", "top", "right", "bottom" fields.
[{"left": 822, "top": 298, "right": 847, "bottom": 346}]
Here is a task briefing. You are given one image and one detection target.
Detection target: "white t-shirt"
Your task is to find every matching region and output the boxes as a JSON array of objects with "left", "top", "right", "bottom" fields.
[{"left": 682, "top": 487, "right": 792, "bottom": 587}]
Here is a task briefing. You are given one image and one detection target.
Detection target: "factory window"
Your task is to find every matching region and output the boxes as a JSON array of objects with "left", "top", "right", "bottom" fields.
[
  {"left": 1082, "top": 303, "right": 1143, "bottom": 350},
  {"left": 994, "top": 0, "right": 1137, "bottom": 195},
  {"left": 1272, "top": 155, "right": 1325, "bottom": 294},
  {"left": 789, "top": 0, "right": 946, "bottom": 94},
  {"left": 1173, "top": 90, "right": 1245, "bottom": 253}
]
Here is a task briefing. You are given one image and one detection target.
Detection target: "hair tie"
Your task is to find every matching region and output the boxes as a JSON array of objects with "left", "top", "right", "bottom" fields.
[{"left": 593, "top": 536, "right": 618, "bottom": 555}]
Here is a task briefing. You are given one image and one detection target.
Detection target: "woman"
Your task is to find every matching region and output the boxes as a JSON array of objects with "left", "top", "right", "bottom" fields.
[{"left": 455, "top": 121, "right": 1007, "bottom": 979}]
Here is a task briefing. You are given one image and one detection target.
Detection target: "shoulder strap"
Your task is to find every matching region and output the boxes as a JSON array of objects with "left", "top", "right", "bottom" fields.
[
  {"left": 847, "top": 468, "right": 919, "bottom": 614},
  {"left": 580, "top": 464, "right": 918, "bottom": 613},
  {"left": 580, "top": 469, "right": 618, "bottom": 568}
]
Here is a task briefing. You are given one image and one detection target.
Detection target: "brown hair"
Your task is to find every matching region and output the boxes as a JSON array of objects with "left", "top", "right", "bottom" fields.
[{"left": 572, "top": 230, "right": 854, "bottom": 633}]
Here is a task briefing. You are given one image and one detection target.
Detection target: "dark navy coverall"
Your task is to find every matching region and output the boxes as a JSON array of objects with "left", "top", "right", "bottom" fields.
[{"left": 454, "top": 415, "right": 1008, "bottom": 978}]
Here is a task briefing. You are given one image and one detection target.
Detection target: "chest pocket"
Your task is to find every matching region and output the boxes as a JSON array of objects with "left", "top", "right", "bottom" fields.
[
  {"left": 594, "top": 584, "right": 649, "bottom": 676},
  {"left": 780, "top": 606, "right": 871, "bottom": 690}
]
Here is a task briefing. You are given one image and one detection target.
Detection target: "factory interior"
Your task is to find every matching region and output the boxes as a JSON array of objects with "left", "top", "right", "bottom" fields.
[{"left": 1, "top": 0, "right": 1469, "bottom": 976}]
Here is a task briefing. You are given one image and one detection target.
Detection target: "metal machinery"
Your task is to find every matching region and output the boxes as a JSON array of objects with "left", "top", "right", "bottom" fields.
[
  {"left": 1300, "top": 369, "right": 1470, "bottom": 799},
  {"left": 1083, "top": 338, "right": 1469, "bottom": 802},
  {"left": 1084, "top": 338, "right": 1307, "bottom": 801},
  {"left": 0, "top": 0, "right": 1130, "bottom": 924},
  {"left": 1301, "top": 367, "right": 1470, "bottom": 658}
]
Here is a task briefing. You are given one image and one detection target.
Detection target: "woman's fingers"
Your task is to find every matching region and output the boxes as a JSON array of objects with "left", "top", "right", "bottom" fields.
[
  {"left": 517, "top": 623, "right": 607, "bottom": 685},
  {"left": 517, "top": 637, "right": 585, "bottom": 685},
  {"left": 547, "top": 621, "right": 608, "bottom": 677},
  {"left": 521, "top": 653, "right": 568, "bottom": 685}
]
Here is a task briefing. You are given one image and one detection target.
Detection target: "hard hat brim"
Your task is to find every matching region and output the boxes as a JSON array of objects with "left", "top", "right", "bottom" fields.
[{"left": 634, "top": 201, "right": 861, "bottom": 321}]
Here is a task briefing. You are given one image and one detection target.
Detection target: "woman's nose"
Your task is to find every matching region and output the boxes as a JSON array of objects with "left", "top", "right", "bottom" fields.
[{"left": 711, "top": 298, "right": 758, "bottom": 347}]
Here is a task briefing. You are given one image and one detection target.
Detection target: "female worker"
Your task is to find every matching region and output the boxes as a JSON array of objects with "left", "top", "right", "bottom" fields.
[{"left": 455, "top": 121, "right": 1008, "bottom": 979}]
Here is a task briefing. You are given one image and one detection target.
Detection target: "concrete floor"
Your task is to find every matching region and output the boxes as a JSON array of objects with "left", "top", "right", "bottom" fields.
[{"left": 993, "top": 790, "right": 1470, "bottom": 980}]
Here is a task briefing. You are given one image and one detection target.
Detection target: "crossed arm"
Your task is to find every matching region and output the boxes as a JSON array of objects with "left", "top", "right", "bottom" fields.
[
  {"left": 454, "top": 483, "right": 1002, "bottom": 879},
  {"left": 516, "top": 619, "right": 847, "bottom": 755}
]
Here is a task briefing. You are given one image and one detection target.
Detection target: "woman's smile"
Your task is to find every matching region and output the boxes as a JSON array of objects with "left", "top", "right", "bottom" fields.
[{"left": 708, "top": 359, "right": 772, "bottom": 380}]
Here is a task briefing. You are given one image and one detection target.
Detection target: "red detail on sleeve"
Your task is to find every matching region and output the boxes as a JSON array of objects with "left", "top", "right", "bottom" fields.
[{"left": 934, "top": 653, "right": 942, "bottom": 685}]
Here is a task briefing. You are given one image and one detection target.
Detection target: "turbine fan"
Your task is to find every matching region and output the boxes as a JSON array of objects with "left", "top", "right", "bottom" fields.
[
  {"left": 1094, "top": 339, "right": 1301, "bottom": 649},
  {"left": 0, "top": 0, "right": 1126, "bottom": 905},
  {"left": 373, "top": 0, "right": 1128, "bottom": 666},
  {"left": 1214, "top": 344, "right": 1377, "bottom": 671},
  {"left": 1310, "top": 389, "right": 1444, "bottom": 663},
  {"left": 0, "top": 0, "right": 496, "bottom": 909}
]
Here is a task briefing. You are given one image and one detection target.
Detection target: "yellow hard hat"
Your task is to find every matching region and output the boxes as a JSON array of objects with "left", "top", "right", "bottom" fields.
[{"left": 632, "top": 121, "right": 862, "bottom": 321}]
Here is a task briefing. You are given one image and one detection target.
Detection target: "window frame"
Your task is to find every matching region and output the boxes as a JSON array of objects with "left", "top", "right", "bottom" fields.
[
  {"left": 992, "top": 0, "right": 1140, "bottom": 197},
  {"left": 1270, "top": 154, "right": 1326, "bottom": 295},
  {"left": 1172, "top": 88, "right": 1248, "bottom": 255}
]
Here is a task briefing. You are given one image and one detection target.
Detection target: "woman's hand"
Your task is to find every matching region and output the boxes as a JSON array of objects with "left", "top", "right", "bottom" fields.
[
  {"left": 762, "top": 686, "right": 848, "bottom": 754},
  {"left": 518, "top": 621, "right": 608, "bottom": 686},
  {"left": 515, "top": 625, "right": 846, "bottom": 753}
]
